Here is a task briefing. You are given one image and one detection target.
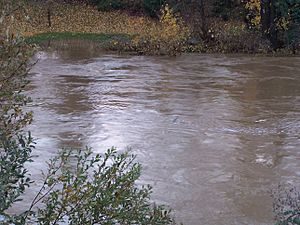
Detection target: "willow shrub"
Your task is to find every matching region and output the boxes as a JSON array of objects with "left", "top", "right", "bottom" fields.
[
  {"left": 1, "top": 146, "right": 177, "bottom": 225},
  {"left": 0, "top": 1, "right": 34, "bottom": 223},
  {"left": 33, "top": 148, "right": 175, "bottom": 225}
]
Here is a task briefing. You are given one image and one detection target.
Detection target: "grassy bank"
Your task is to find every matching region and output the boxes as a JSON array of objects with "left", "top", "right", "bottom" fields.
[{"left": 26, "top": 32, "right": 132, "bottom": 47}]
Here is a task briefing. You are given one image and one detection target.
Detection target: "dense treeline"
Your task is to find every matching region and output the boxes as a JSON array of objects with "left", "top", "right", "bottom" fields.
[{"left": 95, "top": 0, "right": 300, "bottom": 52}]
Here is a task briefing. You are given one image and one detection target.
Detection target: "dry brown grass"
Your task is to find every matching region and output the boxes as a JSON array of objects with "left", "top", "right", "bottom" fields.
[{"left": 12, "top": 2, "right": 158, "bottom": 37}]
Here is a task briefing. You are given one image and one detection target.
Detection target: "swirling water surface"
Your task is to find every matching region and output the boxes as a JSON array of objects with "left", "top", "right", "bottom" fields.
[{"left": 19, "top": 43, "right": 300, "bottom": 225}]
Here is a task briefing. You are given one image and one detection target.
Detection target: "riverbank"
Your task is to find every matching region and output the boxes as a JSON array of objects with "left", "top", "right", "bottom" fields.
[
  {"left": 26, "top": 32, "right": 132, "bottom": 51},
  {"left": 16, "top": 2, "right": 187, "bottom": 55},
  {"left": 16, "top": 2, "right": 299, "bottom": 56}
]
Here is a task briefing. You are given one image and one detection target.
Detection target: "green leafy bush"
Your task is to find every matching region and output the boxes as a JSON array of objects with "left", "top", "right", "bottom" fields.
[
  {"left": 213, "top": 0, "right": 245, "bottom": 21},
  {"left": 272, "top": 184, "right": 300, "bottom": 225},
  {"left": 31, "top": 148, "right": 176, "bottom": 225},
  {"left": 275, "top": 0, "right": 300, "bottom": 51},
  {"left": 0, "top": 1, "right": 34, "bottom": 222}
]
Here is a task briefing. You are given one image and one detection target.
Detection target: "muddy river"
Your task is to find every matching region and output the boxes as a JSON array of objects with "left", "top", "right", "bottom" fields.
[{"left": 23, "top": 43, "right": 300, "bottom": 225}]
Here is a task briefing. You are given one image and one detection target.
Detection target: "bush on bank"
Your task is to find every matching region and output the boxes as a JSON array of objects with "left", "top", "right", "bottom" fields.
[
  {"left": 105, "top": 4, "right": 189, "bottom": 56},
  {"left": 199, "top": 19, "right": 271, "bottom": 54}
]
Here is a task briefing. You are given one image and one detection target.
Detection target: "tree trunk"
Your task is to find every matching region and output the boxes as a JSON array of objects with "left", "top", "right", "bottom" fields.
[
  {"left": 269, "top": 0, "right": 278, "bottom": 49},
  {"left": 260, "top": 0, "right": 270, "bottom": 34},
  {"left": 260, "top": 0, "right": 278, "bottom": 49},
  {"left": 47, "top": 0, "right": 52, "bottom": 27},
  {"left": 199, "top": 0, "right": 208, "bottom": 40}
]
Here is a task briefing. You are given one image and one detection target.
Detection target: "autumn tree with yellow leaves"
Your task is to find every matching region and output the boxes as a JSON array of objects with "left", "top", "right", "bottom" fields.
[{"left": 246, "top": 0, "right": 300, "bottom": 50}]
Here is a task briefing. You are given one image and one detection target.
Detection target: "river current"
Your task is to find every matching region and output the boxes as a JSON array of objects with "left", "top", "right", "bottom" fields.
[{"left": 21, "top": 43, "right": 300, "bottom": 225}]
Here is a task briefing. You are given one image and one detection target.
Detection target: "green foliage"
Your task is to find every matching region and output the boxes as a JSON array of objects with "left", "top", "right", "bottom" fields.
[
  {"left": 213, "top": 0, "right": 245, "bottom": 20},
  {"left": 26, "top": 32, "right": 132, "bottom": 45},
  {"left": 247, "top": 0, "right": 300, "bottom": 50},
  {"left": 90, "top": 0, "right": 125, "bottom": 11},
  {"left": 32, "top": 148, "right": 175, "bottom": 225},
  {"left": 0, "top": 36, "right": 33, "bottom": 136},
  {"left": 275, "top": 0, "right": 300, "bottom": 49},
  {"left": 284, "top": 23, "right": 300, "bottom": 50},
  {"left": 143, "top": 0, "right": 165, "bottom": 17},
  {"left": 0, "top": 132, "right": 33, "bottom": 213},
  {"left": 272, "top": 184, "right": 300, "bottom": 225},
  {"left": 0, "top": 1, "right": 34, "bottom": 222}
]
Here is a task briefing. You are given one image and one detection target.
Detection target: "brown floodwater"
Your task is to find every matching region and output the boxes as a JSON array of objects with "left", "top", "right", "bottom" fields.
[{"left": 22, "top": 43, "right": 300, "bottom": 225}]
